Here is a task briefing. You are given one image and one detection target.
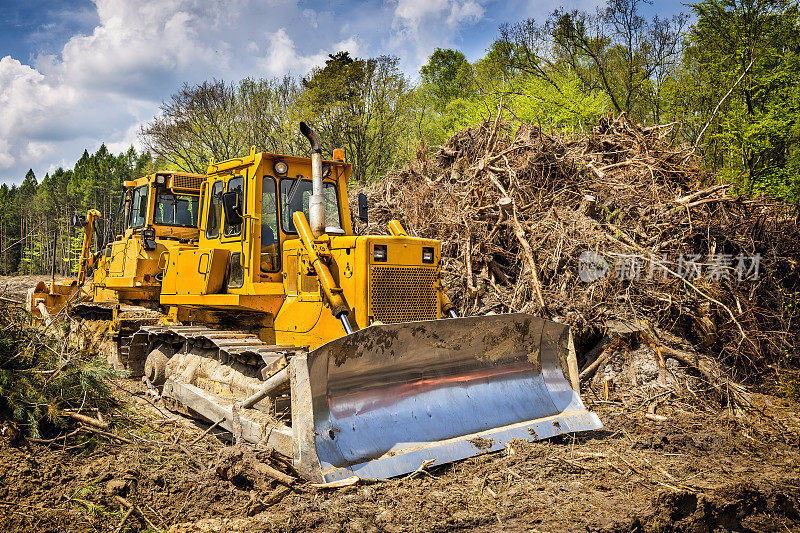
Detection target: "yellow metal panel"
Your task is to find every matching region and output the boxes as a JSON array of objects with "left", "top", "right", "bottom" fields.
[
  {"left": 171, "top": 249, "right": 230, "bottom": 295},
  {"left": 107, "top": 240, "right": 127, "bottom": 276},
  {"left": 274, "top": 307, "right": 341, "bottom": 350},
  {"left": 206, "top": 249, "right": 229, "bottom": 294},
  {"left": 160, "top": 250, "right": 178, "bottom": 295},
  {"left": 171, "top": 250, "right": 204, "bottom": 295},
  {"left": 103, "top": 276, "right": 138, "bottom": 288},
  {"left": 160, "top": 293, "right": 277, "bottom": 308},
  {"left": 273, "top": 295, "right": 323, "bottom": 336}
]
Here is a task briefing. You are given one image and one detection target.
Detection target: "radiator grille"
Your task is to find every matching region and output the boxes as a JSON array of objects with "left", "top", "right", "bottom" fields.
[
  {"left": 172, "top": 174, "right": 203, "bottom": 192},
  {"left": 370, "top": 266, "right": 438, "bottom": 323}
]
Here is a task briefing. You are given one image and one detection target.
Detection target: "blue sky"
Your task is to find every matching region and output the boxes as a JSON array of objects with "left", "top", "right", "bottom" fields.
[{"left": 0, "top": 0, "right": 689, "bottom": 185}]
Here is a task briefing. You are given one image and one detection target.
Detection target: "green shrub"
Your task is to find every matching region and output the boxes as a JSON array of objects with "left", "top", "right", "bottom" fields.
[{"left": 0, "top": 306, "right": 118, "bottom": 438}]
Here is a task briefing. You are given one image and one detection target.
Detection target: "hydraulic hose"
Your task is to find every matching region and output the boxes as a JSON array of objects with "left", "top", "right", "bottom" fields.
[{"left": 293, "top": 211, "right": 354, "bottom": 334}]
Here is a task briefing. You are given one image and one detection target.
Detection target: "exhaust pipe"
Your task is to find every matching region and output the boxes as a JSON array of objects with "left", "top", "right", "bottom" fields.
[{"left": 300, "top": 122, "right": 325, "bottom": 237}]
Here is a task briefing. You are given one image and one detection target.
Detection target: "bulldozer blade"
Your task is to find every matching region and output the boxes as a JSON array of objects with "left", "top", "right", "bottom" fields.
[{"left": 290, "top": 313, "right": 602, "bottom": 482}]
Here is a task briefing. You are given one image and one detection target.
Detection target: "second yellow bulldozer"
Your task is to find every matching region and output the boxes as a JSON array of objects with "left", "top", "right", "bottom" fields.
[
  {"left": 120, "top": 123, "right": 602, "bottom": 482},
  {"left": 27, "top": 171, "right": 204, "bottom": 357}
]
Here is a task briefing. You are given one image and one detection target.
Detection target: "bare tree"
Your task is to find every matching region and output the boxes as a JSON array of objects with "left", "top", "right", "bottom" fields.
[
  {"left": 498, "top": 0, "right": 687, "bottom": 123},
  {"left": 141, "top": 80, "right": 248, "bottom": 172}
]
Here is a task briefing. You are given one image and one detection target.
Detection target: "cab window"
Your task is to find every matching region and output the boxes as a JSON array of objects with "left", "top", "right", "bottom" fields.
[
  {"left": 127, "top": 185, "right": 148, "bottom": 229},
  {"left": 206, "top": 181, "right": 223, "bottom": 239},
  {"left": 279, "top": 178, "right": 341, "bottom": 233},
  {"left": 223, "top": 176, "right": 244, "bottom": 237},
  {"left": 154, "top": 191, "right": 199, "bottom": 227},
  {"left": 260, "top": 177, "right": 280, "bottom": 273}
]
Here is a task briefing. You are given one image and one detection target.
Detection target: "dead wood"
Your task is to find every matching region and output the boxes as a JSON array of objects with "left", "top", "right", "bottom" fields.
[
  {"left": 79, "top": 425, "right": 133, "bottom": 444},
  {"left": 189, "top": 418, "right": 224, "bottom": 446},
  {"left": 579, "top": 347, "right": 611, "bottom": 384},
  {"left": 66, "top": 411, "right": 109, "bottom": 429},
  {"left": 660, "top": 345, "right": 752, "bottom": 408},
  {"left": 356, "top": 112, "right": 800, "bottom": 392},
  {"left": 252, "top": 460, "right": 296, "bottom": 486}
]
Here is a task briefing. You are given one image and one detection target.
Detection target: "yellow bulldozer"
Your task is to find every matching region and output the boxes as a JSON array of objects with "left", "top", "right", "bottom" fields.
[
  {"left": 114, "top": 123, "right": 602, "bottom": 482},
  {"left": 26, "top": 208, "right": 103, "bottom": 323},
  {"left": 27, "top": 171, "right": 203, "bottom": 356},
  {"left": 94, "top": 170, "right": 203, "bottom": 306}
]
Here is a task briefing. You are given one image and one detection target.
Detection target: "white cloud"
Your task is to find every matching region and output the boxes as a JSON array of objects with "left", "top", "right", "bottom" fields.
[
  {"left": 391, "top": 0, "right": 488, "bottom": 64},
  {"left": 0, "top": 55, "right": 80, "bottom": 170},
  {"left": 394, "top": 0, "right": 450, "bottom": 23},
  {"left": 0, "top": 139, "right": 15, "bottom": 169},
  {"left": 393, "top": 0, "right": 486, "bottom": 29},
  {"left": 446, "top": 1, "right": 484, "bottom": 26},
  {"left": 0, "top": 0, "right": 337, "bottom": 182},
  {"left": 24, "top": 142, "right": 56, "bottom": 160},
  {"left": 261, "top": 28, "right": 329, "bottom": 77},
  {"left": 260, "top": 29, "right": 364, "bottom": 77},
  {"left": 55, "top": 0, "right": 220, "bottom": 96},
  {"left": 333, "top": 37, "right": 363, "bottom": 58}
]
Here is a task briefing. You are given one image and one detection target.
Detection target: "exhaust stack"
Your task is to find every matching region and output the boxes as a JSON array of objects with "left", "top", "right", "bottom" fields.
[{"left": 300, "top": 122, "right": 325, "bottom": 237}]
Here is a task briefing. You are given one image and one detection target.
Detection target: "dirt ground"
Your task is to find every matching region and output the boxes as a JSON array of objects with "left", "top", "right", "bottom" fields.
[
  {"left": 1, "top": 379, "right": 798, "bottom": 533},
  {"left": 2, "top": 274, "right": 799, "bottom": 532},
  {"left": 0, "top": 275, "right": 62, "bottom": 302}
]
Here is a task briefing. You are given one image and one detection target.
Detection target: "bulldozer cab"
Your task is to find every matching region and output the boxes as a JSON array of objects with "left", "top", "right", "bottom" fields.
[
  {"left": 94, "top": 172, "right": 203, "bottom": 304},
  {"left": 160, "top": 151, "right": 354, "bottom": 320},
  {"left": 121, "top": 172, "right": 203, "bottom": 240},
  {"left": 200, "top": 151, "right": 351, "bottom": 280}
]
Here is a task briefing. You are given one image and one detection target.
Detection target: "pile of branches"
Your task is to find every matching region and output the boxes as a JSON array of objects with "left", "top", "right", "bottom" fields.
[
  {"left": 0, "top": 304, "right": 117, "bottom": 439},
  {"left": 362, "top": 113, "right": 800, "bottom": 382}
]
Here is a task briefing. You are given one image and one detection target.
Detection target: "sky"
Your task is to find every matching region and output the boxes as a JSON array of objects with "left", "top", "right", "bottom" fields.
[{"left": 0, "top": 0, "right": 688, "bottom": 185}]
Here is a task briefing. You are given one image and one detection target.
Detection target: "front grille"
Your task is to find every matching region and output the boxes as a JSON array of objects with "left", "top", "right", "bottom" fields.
[
  {"left": 172, "top": 174, "right": 203, "bottom": 192},
  {"left": 370, "top": 266, "right": 438, "bottom": 323}
]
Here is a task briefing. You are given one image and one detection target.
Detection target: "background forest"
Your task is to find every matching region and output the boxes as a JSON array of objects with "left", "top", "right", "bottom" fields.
[{"left": 1, "top": 0, "right": 798, "bottom": 276}]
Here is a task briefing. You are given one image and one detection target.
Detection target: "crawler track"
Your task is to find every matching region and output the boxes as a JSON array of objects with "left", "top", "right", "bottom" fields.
[{"left": 128, "top": 324, "right": 303, "bottom": 452}]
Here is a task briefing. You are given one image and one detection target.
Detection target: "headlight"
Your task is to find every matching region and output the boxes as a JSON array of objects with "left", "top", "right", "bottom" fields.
[
  {"left": 155, "top": 174, "right": 166, "bottom": 185},
  {"left": 422, "top": 247, "right": 434, "bottom": 263},
  {"left": 373, "top": 244, "right": 387, "bottom": 262},
  {"left": 273, "top": 160, "right": 288, "bottom": 176}
]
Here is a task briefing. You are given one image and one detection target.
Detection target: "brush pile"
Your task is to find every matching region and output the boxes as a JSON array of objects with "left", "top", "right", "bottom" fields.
[{"left": 360, "top": 113, "right": 800, "bottom": 388}]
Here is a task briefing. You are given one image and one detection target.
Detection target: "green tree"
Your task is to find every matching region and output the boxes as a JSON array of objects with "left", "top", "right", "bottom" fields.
[
  {"left": 678, "top": 0, "right": 800, "bottom": 201},
  {"left": 299, "top": 53, "right": 412, "bottom": 184},
  {"left": 141, "top": 80, "right": 246, "bottom": 173},
  {"left": 0, "top": 146, "right": 151, "bottom": 276},
  {"left": 141, "top": 77, "right": 304, "bottom": 172},
  {"left": 498, "top": 0, "right": 687, "bottom": 123},
  {"left": 420, "top": 48, "right": 475, "bottom": 106}
]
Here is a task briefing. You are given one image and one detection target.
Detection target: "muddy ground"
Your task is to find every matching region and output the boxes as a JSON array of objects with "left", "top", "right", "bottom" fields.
[{"left": 1, "top": 379, "right": 798, "bottom": 533}]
